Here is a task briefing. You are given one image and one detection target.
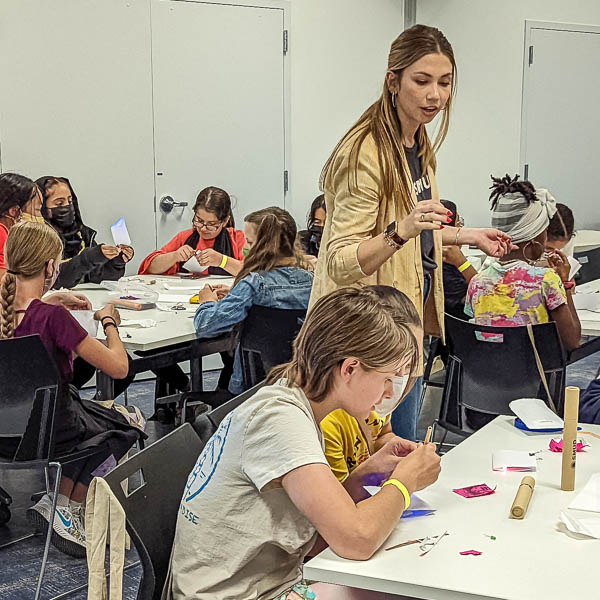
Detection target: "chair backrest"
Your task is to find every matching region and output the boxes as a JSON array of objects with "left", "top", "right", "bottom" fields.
[
  {"left": 441, "top": 314, "right": 566, "bottom": 427},
  {"left": 574, "top": 246, "right": 600, "bottom": 285},
  {"left": 0, "top": 334, "right": 61, "bottom": 461},
  {"left": 239, "top": 305, "right": 306, "bottom": 388},
  {"left": 192, "top": 382, "right": 264, "bottom": 444},
  {"left": 103, "top": 423, "right": 203, "bottom": 600}
]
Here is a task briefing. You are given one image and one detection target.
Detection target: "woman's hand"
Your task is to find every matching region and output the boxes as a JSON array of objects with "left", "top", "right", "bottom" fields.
[
  {"left": 390, "top": 442, "right": 441, "bottom": 494},
  {"left": 100, "top": 245, "right": 121, "bottom": 260},
  {"left": 44, "top": 292, "right": 92, "bottom": 310},
  {"left": 548, "top": 249, "right": 570, "bottom": 282},
  {"left": 442, "top": 245, "right": 467, "bottom": 267},
  {"left": 174, "top": 245, "right": 196, "bottom": 263},
  {"left": 118, "top": 245, "right": 134, "bottom": 263},
  {"left": 196, "top": 284, "right": 219, "bottom": 303},
  {"left": 469, "top": 228, "right": 515, "bottom": 258},
  {"left": 212, "top": 284, "right": 230, "bottom": 300},
  {"left": 197, "top": 248, "right": 223, "bottom": 268},
  {"left": 397, "top": 200, "right": 450, "bottom": 240},
  {"left": 94, "top": 303, "right": 121, "bottom": 327}
]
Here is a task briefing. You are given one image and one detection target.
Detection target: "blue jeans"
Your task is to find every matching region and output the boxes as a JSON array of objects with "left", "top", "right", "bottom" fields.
[{"left": 391, "top": 376, "right": 422, "bottom": 441}]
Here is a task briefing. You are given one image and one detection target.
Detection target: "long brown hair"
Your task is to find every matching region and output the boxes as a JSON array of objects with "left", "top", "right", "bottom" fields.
[
  {"left": 193, "top": 186, "right": 235, "bottom": 228},
  {"left": 0, "top": 222, "right": 63, "bottom": 338},
  {"left": 268, "top": 287, "right": 418, "bottom": 403},
  {"left": 320, "top": 25, "right": 456, "bottom": 210},
  {"left": 235, "top": 207, "right": 306, "bottom": 285}
]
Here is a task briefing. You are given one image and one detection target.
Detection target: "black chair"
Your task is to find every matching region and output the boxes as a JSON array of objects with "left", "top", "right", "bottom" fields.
[
  {"left": 437, "top": 314, "right": 566, "bottom": 437},
  {"left": 239, "top": 306, "right": 306, "bottom": 388},
  {"left": 0, "top": 335, "right": 108, "bottom": 600},
  {"left": 103, "top": 423, "right": 204, "bottom": 600},
  {"left": 574, "top": 246, "right": 600, "bottom": 285},
  {"left": 192, "top": 382, "right": 264, "bottom": 443}
]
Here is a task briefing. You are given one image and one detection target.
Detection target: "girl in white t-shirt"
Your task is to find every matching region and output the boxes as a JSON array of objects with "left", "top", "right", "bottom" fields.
[{"left": 167, "top": 286, "right": 441, "bottom": 600}]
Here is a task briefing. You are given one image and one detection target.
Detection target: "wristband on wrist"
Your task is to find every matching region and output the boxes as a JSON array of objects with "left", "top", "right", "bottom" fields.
[
  {"left": 563, "top": 280, "right": 575, "bottom": 290},
  {"left": 219, "top": 254, "right": 228, "bottom": 269},
  {"left": 381, "top": 478, "right": 411, "bottom": 510},
  {"left": 457, "top": 260, "right": 471, "bottom": 273},
  {"left": 103, "top": 322, "right": 118, "bottom": 334},
  {"left": 100, "top": 316, "right": 117, "bottom": 327}
]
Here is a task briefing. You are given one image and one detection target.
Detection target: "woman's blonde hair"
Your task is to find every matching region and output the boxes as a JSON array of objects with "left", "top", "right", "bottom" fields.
[
  {"left": 0, "top": 222, "right": 63, "bottom": 338},
  {"left": 268, "top": 287, "right": 419, "bottom": 402},
  {"left": 235, "top": 207, "right": 307, "bottom": 285},
  {"left": 320, "top": 24, "right": 456, "bottom": 210}
]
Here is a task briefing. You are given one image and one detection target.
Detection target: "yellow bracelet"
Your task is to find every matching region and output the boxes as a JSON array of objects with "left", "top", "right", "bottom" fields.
[
  {"left": 458, "top": 260, "right": 471, "bottom": 273},
  {"left": 219, "top": 254, "right": 228, "bottom": 269},
  {"left": 381, "top": 479, "right": 411, "bottom": 510}
]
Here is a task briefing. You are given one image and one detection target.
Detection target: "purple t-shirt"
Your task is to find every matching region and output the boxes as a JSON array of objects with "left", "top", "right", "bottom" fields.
[{"left": 14, "top": 299, "right": 88, "bottom": 382}]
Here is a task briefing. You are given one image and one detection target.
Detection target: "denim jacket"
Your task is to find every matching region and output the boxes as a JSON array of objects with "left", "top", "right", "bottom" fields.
[{"left": 193, "top": 266, "right": 314, "bottom": 393}]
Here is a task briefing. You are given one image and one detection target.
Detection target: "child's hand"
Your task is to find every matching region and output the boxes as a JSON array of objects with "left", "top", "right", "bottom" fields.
[
  {"left": 212, "top": 284, "right": 230, "bottom": 300},
  {"left": 548, "top": 249, "right": 570, "bottom": 282},
  {"left": 390, "top": 443, "right": 441, "bottom": 494},
  {"left": 442, "top": 245, "right": 466, "bottom": 268},
  {"left": 196, "top": 284, "right": 219, "bottom": 303}
]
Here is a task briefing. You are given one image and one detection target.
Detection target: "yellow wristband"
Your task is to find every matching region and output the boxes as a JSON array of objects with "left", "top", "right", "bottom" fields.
[
  {"left": 458, "top": 260, "right": 471, "bottom": 273},
  {"left": 382, "top": 479, "right": 411, "bottom": 510},
  {"left": 219, "top": 254, "right": 228, "bottom": 269}
]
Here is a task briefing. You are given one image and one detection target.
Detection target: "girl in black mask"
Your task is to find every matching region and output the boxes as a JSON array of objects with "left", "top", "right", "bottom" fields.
[
  {"left": 298, "top": 194, "right": 326, "bottom": 258},
  {"left": 36, "top": 176, "right": 135, "bottom": 289}
]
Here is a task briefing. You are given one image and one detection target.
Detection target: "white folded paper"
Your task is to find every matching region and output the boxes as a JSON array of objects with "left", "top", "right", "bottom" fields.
[
  {"left": 363, "top": 486, "right": 434, "bottom": 517},
  {"left": 111, "top": 217, "right": 131, "bottom": 247},
  {"left": 182, "top": 254, "right": 208, "bottom": 274},
  {"left": 568, "top": 256, "right": 582, "bottom": 281},
  {"left": 560, "top": 510, "right": 600, "bottom": 539},
  {"left": 492, "top": 450, "right": 536, "bottom": 472},
  {"left": 70, "top": 310, "right": 99, "bottom": 338},
  {"left": 509, "top": 398, "right": 563, "bottom": 430},
  {"left": 568, "top": 473, "right": 600, "bottom": 513}
]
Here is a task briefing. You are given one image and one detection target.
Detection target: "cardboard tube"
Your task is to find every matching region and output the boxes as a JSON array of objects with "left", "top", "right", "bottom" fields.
[
  {"left": 510, "top": 476, "right": 535, "bottom": 519},
  {"left": 561, "top": 386, "right": 580, "bottom": 491}
]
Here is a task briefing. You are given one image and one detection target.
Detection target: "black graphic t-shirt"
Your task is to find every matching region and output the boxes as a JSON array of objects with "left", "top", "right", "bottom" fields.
[{"left": 404, "top": 143, "right": 437, "bottom": 274}]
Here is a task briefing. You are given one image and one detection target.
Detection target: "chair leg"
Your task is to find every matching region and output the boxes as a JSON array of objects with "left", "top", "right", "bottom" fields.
[{"left": 35, "top": 461, "right": 62, "bottom": 600}]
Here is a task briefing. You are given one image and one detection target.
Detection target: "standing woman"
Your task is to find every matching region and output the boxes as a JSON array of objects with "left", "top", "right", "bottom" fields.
[{"left": 311, "top": 25, "right": 512, "bottom": 440}]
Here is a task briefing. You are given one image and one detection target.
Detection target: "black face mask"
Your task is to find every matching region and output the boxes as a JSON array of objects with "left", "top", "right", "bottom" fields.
[
  {"left": 308, "top": 224, "right": 323, "bottom": 246},
  {"left": 48, "top": 204, "right": 75, "bottom": 229}
]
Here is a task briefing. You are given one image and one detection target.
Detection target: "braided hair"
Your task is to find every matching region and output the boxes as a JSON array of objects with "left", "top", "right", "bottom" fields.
[{"left": 489, "top": 174, "right": 537, "bottom": 209}]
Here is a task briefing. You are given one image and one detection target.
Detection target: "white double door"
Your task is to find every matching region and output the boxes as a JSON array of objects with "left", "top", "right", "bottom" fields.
[{"left": 0, "top": 0, "right": 287, "bottom": 263}]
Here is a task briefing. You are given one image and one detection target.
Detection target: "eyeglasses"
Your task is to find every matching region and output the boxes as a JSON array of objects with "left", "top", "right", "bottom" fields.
[{"left": 192, "top": 216, "right": 223, "bottom": 231}]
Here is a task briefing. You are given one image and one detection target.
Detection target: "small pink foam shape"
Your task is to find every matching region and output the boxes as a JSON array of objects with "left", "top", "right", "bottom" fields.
[
  {"left": 453, "top": 484, "right": 496, "bottom": 498},
  {"left": 460, "top": 550, "right": 482, "bottom": 556},
  {"left": 549, "top": 439, "right": 587, "bottom": 453}
]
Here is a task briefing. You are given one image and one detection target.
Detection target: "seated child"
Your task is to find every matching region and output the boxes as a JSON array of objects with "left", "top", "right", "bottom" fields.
[
  {"left": 36, "top": 176, "right": 134, "bottom": 288},
  {"left": 139, "top": 186, "right": 245, "bottom": 277},
  {"left": 0, "top": 222, "right": 145, "bottom": 557},
  {"left": 298, "top": 194, "right": 326, "bottom": 262},
  {"left": 321, "top": 286, "right": 422, "bottom": 481},
  {"left": 546, "top": 202, "right": 575, "bottom": 254},
  {"left": 193, "top": 207, "right": 313, "bottom": 394},
  {"left": 466, "top": 174, "right": 581, "bottom": 351},
  {"left": 166, "top": 287, "right": 440, "bottom": 600}
]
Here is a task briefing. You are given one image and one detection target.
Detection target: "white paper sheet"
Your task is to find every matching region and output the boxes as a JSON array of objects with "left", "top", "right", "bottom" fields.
[
  {"left": 492, "top": 450, "right": 536, "bottom": 472},
  {"left": 509, "top": 398, "right": 564, "bottom": 430},
  {"left": 568, "top": 473, "right": 600, "bottom": 513},
  {"left": 120, "top": 319, "right": 157, "bottom": 328},
  {"left": 110, "top": 217, "right": 131, "bottom": 246},
  {"left": 560, "top": 510, "right": 600, "bottom": 539},
  {"left": 363, "top": 487, "right": 434, "bottom": 517},
  {"left": 182, "top": 254, "right": 208, "bottom": 274},
  {"left": 568, "top": 256, "right": 582, "bottom": 281},
  {"left": 70, "top": 310, "right": 99, "bottom": 338},
  {"left": 573, "top": 293, "right": 600, "bottom": 312}
]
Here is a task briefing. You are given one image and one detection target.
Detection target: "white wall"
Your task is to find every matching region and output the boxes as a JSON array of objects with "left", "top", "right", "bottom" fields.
[
  {"left": 416, "top": 0, "right": 600, "bottom": 227},
  {"left": 288, "top": 0, "right": 404, "bottom": 225}
]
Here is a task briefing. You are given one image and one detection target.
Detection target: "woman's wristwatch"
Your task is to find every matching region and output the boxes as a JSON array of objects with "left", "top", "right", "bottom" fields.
[{"left": 383, "top": 221, "right": 407, "bottom": 251}]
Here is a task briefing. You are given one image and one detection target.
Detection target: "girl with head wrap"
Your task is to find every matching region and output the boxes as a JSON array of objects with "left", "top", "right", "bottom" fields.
[{"left": 465, "top": 174, "right": 581, "bottom": 350}]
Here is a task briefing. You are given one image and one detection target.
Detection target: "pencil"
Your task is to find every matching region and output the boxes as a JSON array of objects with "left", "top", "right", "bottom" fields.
[{"left": 424, "top": 426, "right": 433, "bottom": 444}]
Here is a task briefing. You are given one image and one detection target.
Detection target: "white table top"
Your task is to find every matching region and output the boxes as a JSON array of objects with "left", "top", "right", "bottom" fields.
[
  {"left": 305, "top": 416, "right": 600, "bottom": 600},
  {"left": 575, "top": 279, "right": 600, "bottom": 337},
  {"left": 72, "top": 274, "right": 234, "bottom": 352}
]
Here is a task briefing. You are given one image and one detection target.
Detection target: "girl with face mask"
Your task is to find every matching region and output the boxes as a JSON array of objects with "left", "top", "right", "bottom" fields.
[
  {"left": 0, "top": 173, "right": 41, "bottom": 278},
  {"left": 35, "top": 176, "right": 134, "bottom": 289},
  {"left": 0, "top": 222, "right": 145, "bottom": 557},
  {"left": 298, "top": 194, "right": 326, "bottom": 258},
  {"left": 320, "top": 286, "right": 422, "bottom": 483}
]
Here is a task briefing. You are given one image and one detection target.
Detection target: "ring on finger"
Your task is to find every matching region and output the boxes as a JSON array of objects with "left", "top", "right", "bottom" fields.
[{"left": 420, "top": 213, "right": 427, "bottom": 223}]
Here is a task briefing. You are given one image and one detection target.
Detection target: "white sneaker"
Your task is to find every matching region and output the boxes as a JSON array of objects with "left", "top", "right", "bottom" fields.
[
  {"left": 26, "top": 493, "right": 53, "bottom": 533},
  {"left": 51, "top": 505, "right": 86, "bottom": 558},
  {"left": 70, "top": 504, "right": 86, "bottom": 543}
]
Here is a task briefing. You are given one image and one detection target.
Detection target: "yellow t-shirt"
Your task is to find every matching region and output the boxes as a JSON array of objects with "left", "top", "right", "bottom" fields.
[{"left": 320, "top": 409, "right": 388, "bottom": 482}]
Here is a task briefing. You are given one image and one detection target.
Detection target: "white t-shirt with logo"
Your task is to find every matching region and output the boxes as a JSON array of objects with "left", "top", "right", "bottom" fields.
[{"left": 168, "top": 380, "right": 328, "bottom": 600}]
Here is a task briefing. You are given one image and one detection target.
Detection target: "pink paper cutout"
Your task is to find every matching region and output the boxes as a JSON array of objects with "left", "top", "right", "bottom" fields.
[
  {"left": 549, "top": 439, "right": 586, "bottom": 453},
  {"left": 460, "top": 550, "right": 482, "bottom": 556},
  {"left": 453, "top": 484, "right": 496, "bottom": 498}
]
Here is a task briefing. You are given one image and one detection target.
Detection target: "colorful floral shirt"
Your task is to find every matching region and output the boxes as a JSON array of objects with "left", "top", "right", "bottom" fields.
[{"left": 465, "top": 260, "right": 566, "bottom": 326}]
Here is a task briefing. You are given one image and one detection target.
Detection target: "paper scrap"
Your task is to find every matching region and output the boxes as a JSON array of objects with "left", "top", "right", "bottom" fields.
[
  {"left": 568, "top": 256, "right": 582, "bottom": 281},
  {"left": 182, "top": 254, "right": 208, "bottom": 274},
  {"left": 509, "top": 398, "right": 563, "bottom": 430},
  {"left": 459, "top": 550, "right": 482, "bottom": 556},
  {"left": 560, "top": 510, "right": 600, "bottom": 539},
  {"left": 110, "top": 217, "right": 131, "bottom": 247},
  {"left": 492, "top": 450, "right": 536, "bottom": 472},
  {"left": 453, "top": 484, "right": 496, "bottom": 498},
  {"left": 549, "top": 439, "right": 588, "bottom": 453},
  {"left": 568, "top": 473, "right": 600, "bottom": 513}
]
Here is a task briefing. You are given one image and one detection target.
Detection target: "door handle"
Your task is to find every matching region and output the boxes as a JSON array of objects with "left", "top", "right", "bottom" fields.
[{"left": 159, "top": 195, "right": 188, "bottom": 213}]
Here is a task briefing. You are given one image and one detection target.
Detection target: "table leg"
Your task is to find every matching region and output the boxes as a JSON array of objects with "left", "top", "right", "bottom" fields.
[{"left": 95, "top": 369, "right": 115, "bottom": 401}]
